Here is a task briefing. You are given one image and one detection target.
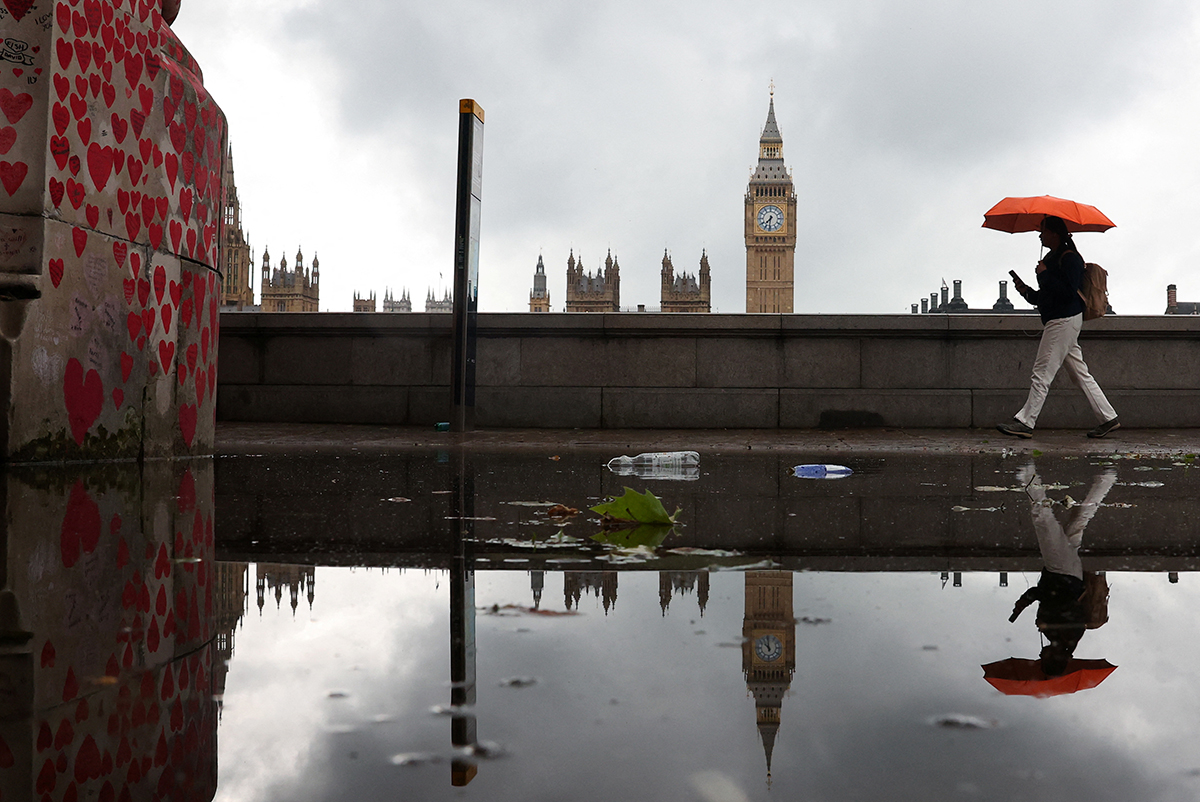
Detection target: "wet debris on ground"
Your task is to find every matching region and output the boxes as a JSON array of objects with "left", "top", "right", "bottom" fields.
[
  {"left": 498, "top": 676, "right": 538, "bottom": 688},
  {"left": 390, "top": 752, "right": 443, "bottom": 767},
  {"left": 462, "top": 740, "right": 507, "bottom": 759},
  {"left": 481, "top": 603, "right": 579, "bottom": 617},
  {"left": 929, "top": 713, "right": 1000, "bottom": 730}
]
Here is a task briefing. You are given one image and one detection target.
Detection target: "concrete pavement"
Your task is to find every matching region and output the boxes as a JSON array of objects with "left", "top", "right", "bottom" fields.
[{"left": 217, "top": 422, "right": 1200, "bottom": 458}]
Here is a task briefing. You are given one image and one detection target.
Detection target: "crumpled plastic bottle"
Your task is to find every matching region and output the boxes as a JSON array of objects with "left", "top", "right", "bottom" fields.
[
  {"left": 606, "top": 451, "right": 700, "bottom": 481},
  {"left": 792, "top": 464, "right": 853, "bottom": 479}
]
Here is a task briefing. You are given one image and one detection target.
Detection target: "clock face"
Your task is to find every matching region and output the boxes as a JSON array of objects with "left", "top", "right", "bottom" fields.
[
  {"left": 757, "top": 205, "right": 784, "bottom": 233},
  {"left": 754, "top": 633, "right": 783, "bottom": 662}
]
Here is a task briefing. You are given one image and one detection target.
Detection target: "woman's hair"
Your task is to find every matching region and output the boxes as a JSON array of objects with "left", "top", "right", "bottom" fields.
[{"left": 1042, "top": 215, "right": 1078, "bottom": 253}]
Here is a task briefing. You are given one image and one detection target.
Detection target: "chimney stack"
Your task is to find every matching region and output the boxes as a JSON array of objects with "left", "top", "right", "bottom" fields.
[
  {"left": 911, "top": 304, "right": 919, "bottom": 314},
  {"left": 1167, "top": 284, "right": 1178, "bottom": 313},
  {"left": 921, "top": 298, "right": 929, "bottom": 314}
]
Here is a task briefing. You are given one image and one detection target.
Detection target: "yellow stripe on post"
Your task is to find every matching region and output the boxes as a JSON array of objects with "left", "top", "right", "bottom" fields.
[{"left": 460, "top": 99, "right": 485, "bottom": 122}]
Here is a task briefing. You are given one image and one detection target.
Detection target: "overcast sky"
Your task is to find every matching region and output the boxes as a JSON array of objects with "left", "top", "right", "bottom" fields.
[{"left": 174, "top": 0, "right": 1200, "bottom": 314}]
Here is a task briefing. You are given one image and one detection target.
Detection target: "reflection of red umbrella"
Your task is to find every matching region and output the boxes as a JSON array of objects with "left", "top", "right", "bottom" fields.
[
  {"left": 982, "top": 196, "right": 1116, "bottom": 233},
  {"left": 982, "top": 658, "right": 1117, "bottom": 697}
]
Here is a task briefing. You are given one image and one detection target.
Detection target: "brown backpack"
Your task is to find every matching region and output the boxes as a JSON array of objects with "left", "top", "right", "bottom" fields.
[
  {"left": 1079, "top": 571, "right": 1109, "bottom": 629},
  {"left": 1078, "top": 263, "right": 1109, "bottom": 321}
]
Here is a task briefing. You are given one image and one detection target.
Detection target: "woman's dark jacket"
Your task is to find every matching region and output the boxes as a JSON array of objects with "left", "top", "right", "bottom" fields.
[{"left": 1018, "top": 246, "right": 1086, "bottom": 324}]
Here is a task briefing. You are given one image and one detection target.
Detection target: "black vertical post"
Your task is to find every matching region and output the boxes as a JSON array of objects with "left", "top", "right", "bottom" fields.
[
  {"left": 451, "top": 100, "right": 484, "bottom": 433},
  {"left": 449, "top": 449, "right": 478, "bottom": 785}
]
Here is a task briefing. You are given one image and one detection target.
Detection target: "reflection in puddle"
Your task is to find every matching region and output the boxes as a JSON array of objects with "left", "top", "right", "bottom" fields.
[{"left": 5, "top": 450, "right": 1200, "bottom": 799}]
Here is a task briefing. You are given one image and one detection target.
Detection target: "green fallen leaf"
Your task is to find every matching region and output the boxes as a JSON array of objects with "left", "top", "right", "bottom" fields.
[
  {"left": 592, "top": 524, "right": 675, "bottom": 550},
  {"left": 1031, "top": 449, "right": 1044, "bottom": 457},
  {"left": 590, "top": 487, "right": 679, "bottom": 525}
]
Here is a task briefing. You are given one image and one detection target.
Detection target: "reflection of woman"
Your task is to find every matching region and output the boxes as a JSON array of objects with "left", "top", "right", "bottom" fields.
[
  {"left": 1009, "top": 464, "right": 1117, "bottom": 676},
  {"left": 998, "top": 215, "right": 1120, "bottom": 439}
]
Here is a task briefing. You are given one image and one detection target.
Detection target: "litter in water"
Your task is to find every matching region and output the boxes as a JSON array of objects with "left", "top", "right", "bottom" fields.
[{"left": 793, "top": 464, "right": 853, "bottom": 479}]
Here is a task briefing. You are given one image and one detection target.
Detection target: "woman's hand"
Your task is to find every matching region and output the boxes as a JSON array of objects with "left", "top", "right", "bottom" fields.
[{"left": 1035, "top": 260, "right": 1047, "bottom": 275}]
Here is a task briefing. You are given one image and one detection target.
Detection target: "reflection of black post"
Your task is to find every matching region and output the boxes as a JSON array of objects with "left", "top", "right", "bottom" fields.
[
  {"left": 451, "top": 100, "right": 484, "bottom": 433},
  {"left": 449, "top": 449, "right": 478, "bottom": 786}
]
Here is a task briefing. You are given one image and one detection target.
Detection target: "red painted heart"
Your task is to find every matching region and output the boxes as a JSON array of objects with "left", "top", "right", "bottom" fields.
[
  {"left": 110, "top": 113, "right": 127, "bottom": 143},
  {"left": 86, "top": 143, "right": 113, "bottom": 192},
  {"left": 157, "top": 339, "right": 173, "bottom": 370},
  {"left": 178, "top": 403, "right": 197, "bottom": 447},
  {"left": 0, "top": 160, "right": 27, "bottom": 196},
  {"left": 0, "top": 126, "right": 16, "bottom": 155},
  {"left": 121, "top": 351, "right": 133, "bottom": 382},
  {"left": 51, "top": 102, "right": 68, "bottom": 135},
  {"left": 49, "top": 177, "right": 64, "bottom": 207},
  {"left": 65, "top": 178, "right": 84, "bottom": 208},
  {"left": 49, "top": 258, "right": 64, "bottom": 288},
  {"left": 74, "top": 39, "right": 92, "bottom": 73},
  {"left": 72, "top": 227, "right": 87, "bottom": 257},
  {"left": 49, "top": 135, "right": 69, "bottom": 168},
  {"left": 153, "top": 263, "right": 165, "bottom": 304},
  {"left": 2, "top": 0, "right": 37, "bottom": 22},
  {"left": 0, "top": 89, "right": 33, "bottom": 125},
  {"left": 68, "top": 92, "right": 86, "bottom": 121},
  {"left": 63, "top": 359, "right": 103, "bottom": 446}
]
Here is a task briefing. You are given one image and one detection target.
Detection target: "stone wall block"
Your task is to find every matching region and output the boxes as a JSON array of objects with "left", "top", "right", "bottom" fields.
[
  {"left": 781, "top": 338, "right": 861, "bottom": 388},
  {"left": 603, "top": 388, "right": 778, "bottom": 428},
  {"left": 697, "top": 337, "right": 780, "bottom": 387},
  {"left": 604, "top": 337, "right": 696, "bottom": 387},
  {"left": 476, "top": 386, "right": 602, "bottom": 428},
  {"left": 351, "top": 334, "right": 437, "bottom": 386}
]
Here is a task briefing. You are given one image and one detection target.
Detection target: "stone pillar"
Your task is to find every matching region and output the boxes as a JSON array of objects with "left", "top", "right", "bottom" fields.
[{"left": 0, "top": 0, "right": 226, "bottom": 462}]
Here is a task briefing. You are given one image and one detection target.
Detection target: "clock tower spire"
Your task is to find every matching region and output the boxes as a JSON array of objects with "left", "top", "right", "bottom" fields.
[{"left": 745, "top": 86, "right": 797, "bottom": 313}]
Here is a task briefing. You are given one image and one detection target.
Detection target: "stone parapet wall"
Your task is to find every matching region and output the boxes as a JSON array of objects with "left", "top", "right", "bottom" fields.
[{"left": 217, "top": 313, "right": 1200, "bottom": 429}]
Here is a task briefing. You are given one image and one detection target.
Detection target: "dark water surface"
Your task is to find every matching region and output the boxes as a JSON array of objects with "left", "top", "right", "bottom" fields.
[{"left": 6, "top": 448, "right": 1200, "bottom": 800}]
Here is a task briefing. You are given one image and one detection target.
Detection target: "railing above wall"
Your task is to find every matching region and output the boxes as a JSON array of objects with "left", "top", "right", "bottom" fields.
[{"left": 217, "top": 313, "right": 1200, "bottom": 429}]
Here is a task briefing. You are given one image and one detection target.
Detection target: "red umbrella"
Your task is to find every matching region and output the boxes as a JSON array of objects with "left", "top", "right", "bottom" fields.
[
  {"left": 982, "top": 196, "right": 1116, "bottom": 233},
  {"left": 982, "top": 657, "right": 1117, "bottom": 698}
]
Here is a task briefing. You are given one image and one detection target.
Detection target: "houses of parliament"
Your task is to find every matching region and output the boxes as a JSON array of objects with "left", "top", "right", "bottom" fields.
[
  {"left": 221, "top": 91, "right": 796, "bottom": 314},
  {"left": 528, "top": 90, "right": 795, "bottom": 314}
]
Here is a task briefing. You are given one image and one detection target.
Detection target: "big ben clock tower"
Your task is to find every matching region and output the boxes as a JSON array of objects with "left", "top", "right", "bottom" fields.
[
  {"left": 745, "top": 87, "right": 797, "bottom": 313},
  {"left": 742, "top": 570, "right": 795, "bottom": 785}
]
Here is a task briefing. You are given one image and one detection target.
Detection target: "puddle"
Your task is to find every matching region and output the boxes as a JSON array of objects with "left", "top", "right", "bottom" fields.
[{"left": 7, "top": 450, "right": 1200, "bottom": 800}]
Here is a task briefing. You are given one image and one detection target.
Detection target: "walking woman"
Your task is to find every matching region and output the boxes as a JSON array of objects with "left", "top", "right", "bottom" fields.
[{"left": 998, "top": 215, "right": 1120, "bottom": 439}]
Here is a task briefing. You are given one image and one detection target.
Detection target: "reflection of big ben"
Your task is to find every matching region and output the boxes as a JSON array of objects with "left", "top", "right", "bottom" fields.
[
  {"left": 744, "top": 87, "right": 797, "bottom": 313},
  {"left": 742, "top": 570, "right": 795, "bottom": 783}
]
